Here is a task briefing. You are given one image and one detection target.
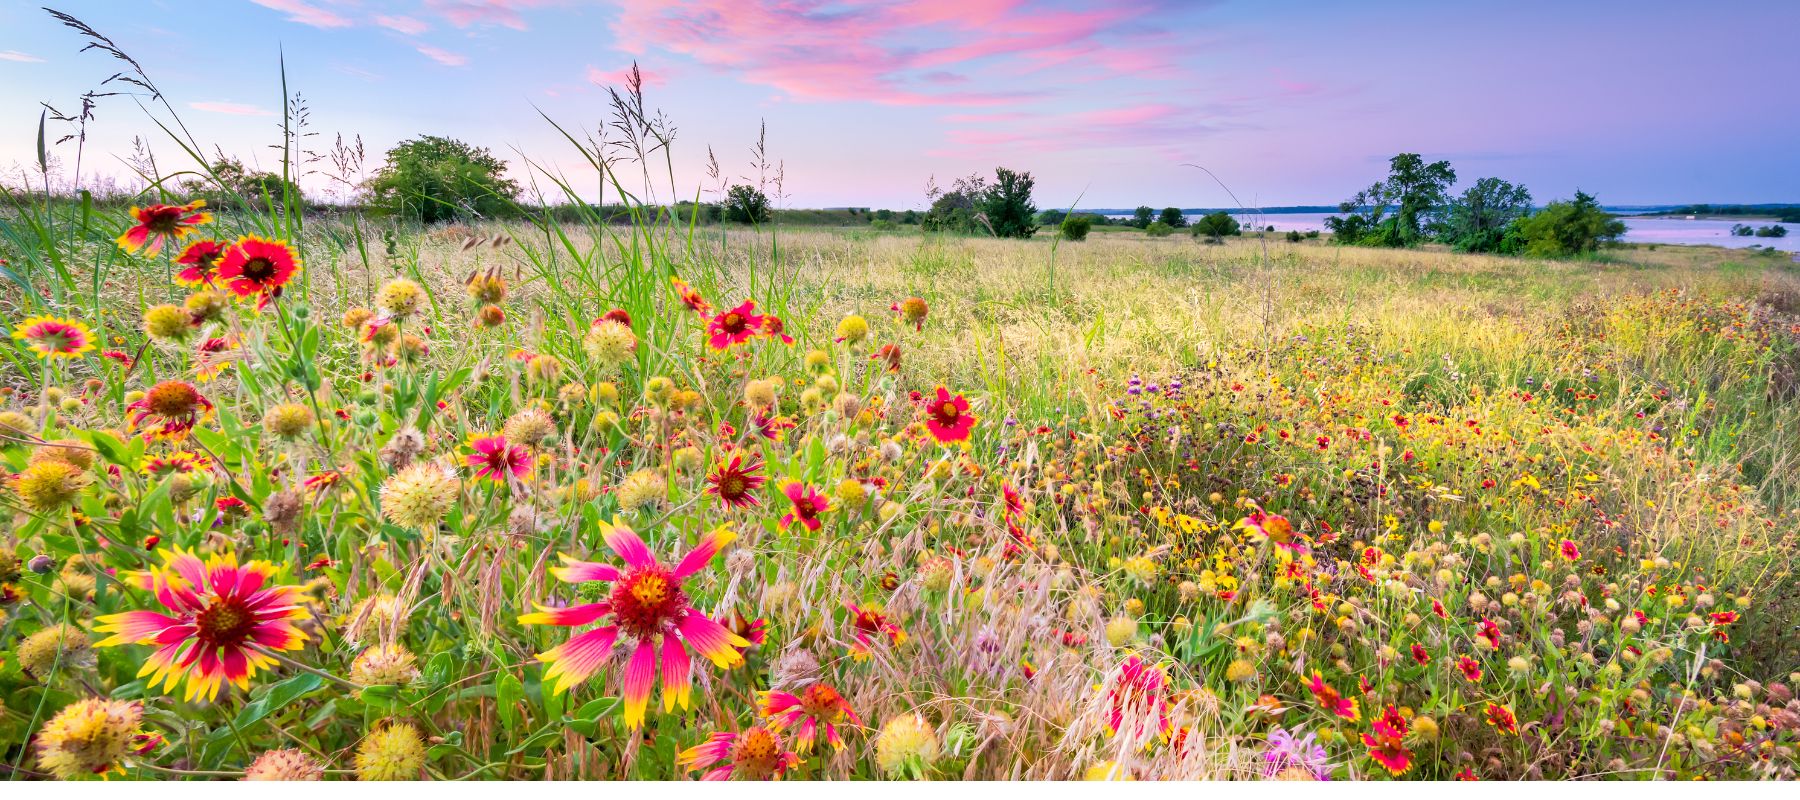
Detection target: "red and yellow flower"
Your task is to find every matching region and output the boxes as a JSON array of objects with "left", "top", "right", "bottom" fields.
[
  {"left": 1362, "top": 716, "right": 1413, "bottom": 776},
  {"left": 706, "top": 453, "right": 765, "bottom": 509},
  {"left": 676, "top": 724, "right": 800, "bottom": 781},
  {"left": 1306, "top": 672, "right": 1359, "bottom": 721},
  {"left": 707, "top": 301, "right": 767, "bottom": 351},
  {"left": 780, "top": 481, "right": 830, "bottom": 531},
  {"left": 216, "top": 235, "right": 300, "bottom": 307},
  {"left": 94, "top": 548, "right": 310, "bottom": 701},
  {"left": 11, "top": 316, "right": 95, "bottom": 360},
  {"left": 467, "top": 434, "right": 530, "bottom": 483},
  {"left": 760, "top": 683, "right": 862, "bottom": 752},
  {"left": 922, "top": 386, "right": 975, "bottom": 444},
  {"left": 519, "top": 519, "right": 748, "bottom": 728},
  {"left": 117, "top": 200, "right": 211, "bottom": 255},
  {"left": 174, "top": 240, "right": 226, "bottom": 286},
  {"left": 845, "top": 602, "right": 906, "bottom": 659},
  {"left": 126, "top": 380, "right": 213, "bottom": 439},
  {"left": 1484, "top": 702, "right": 1518, "bottom": 735}
]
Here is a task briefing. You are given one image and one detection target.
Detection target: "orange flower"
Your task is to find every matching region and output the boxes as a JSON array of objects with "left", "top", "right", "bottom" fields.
[{"left": 117, "top": 200, "right": 210, "bottom": 255}]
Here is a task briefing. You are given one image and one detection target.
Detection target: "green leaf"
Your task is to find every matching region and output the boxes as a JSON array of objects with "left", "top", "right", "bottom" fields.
[
  {"left": 497, "top": 673, "right": 524, "bottom": 735},
  {"left": 235, "top": 671, "right": 324, "bottom": 729}
]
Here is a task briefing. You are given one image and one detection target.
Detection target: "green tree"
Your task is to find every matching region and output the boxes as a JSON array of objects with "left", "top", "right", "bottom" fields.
[
  {"left": 981, "top": 167, "right": 1039, "bottom": 239},
  {"left": 1157, "top": 207, "right": 1188, "bottom": 228},
  {"left": 1442, "top": 177, "right": 1532, "bottom": 253},
  {"left": 1038, "top": 209, "right": 1068, "bottom": 226},
  {"left": 1512, "top": 190, "right": 1625, "bottom": 257},
  {"left": 921, "top": 174, "right": 986, "bottom": 233},
  {"left": 184, "top": 158, "right": 304, "bottom": 212},
  {"left": 1059, "top": 215, "right": 1092, "bottom": 241},
  {"left": 365, "top": 135, "right": 519, "bottom": 224},
  {"left": 1191, "top": 211, "right": 1241, "bottom": 242},
  {"left": 1131, "top": 206, "right": 1154, "bottom": 229},
  {"left": 1325, "top": 153, "right": 1456, "bottom": 247},
  {"left": 724, "top": 184, "right": 771, "bottom": 224}
]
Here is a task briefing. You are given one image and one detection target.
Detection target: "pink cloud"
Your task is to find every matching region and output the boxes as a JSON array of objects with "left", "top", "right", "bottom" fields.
[
  {"left": 586, "top": 63, "right": 668, "bottom": 89},
  {"left": 611, "top": 0, "right": 1180, "bottom": 107},
  {"left": 425, "top": 0, "right": 556, "bottom": 31},
  {"left": 0, "top": 50, "right": 46, "bottom": 63},
  {"left": 249, "top": 0, "right": 352, "bottom": 29},
  {"left": 376, "top": 15, "right": 432, "bottom": 35},
  {"left": 416, "top": 44, "right": 470, "bottom": 67},
  {"left": 188, "top": 101, "right": 276, "bottom": 117}
]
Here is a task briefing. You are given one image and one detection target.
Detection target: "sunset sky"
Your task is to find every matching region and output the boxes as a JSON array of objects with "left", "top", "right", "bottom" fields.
[{"left": 1, "top": 0, "right": 1794, "bottom": 210}]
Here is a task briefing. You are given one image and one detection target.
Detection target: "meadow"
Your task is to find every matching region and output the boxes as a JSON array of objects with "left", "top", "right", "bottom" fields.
[{"left": 2, "top": 178, "right": 1798, "bottom": 782}]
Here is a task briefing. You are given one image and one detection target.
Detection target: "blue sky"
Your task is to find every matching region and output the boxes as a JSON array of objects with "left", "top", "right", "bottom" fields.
[{"left": 1, "top": 0, "right": 1795, "bottom": 209}]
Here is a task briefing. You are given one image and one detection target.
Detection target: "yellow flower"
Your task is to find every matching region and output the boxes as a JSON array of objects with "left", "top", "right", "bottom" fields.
[
  {"left": 34, "top": 698, "right": 143, "bottom": 779},
  {"left": 354, "top": 722, "right": 426, "bottom": 781},
  {"left": 874, "top": 713, "right": 939, "bottom": 777}
]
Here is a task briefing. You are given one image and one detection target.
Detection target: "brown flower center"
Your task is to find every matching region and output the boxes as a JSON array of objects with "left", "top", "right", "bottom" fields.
[{"left": 196, "top": 596, "right": 255, "bottom": 645}]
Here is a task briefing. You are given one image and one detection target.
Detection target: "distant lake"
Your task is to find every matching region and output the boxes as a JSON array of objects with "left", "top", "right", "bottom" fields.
[{"left": 1106, "top": 212, "right": 1798, "bottom": 252}]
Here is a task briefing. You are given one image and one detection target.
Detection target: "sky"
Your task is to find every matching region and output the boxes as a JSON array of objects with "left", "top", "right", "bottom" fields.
[{"left": 0, "top": 0, "right": 1795, "bottom": 210}]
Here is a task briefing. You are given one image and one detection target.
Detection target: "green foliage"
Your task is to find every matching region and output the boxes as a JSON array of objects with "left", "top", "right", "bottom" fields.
[
  {"left": 1130, "top": 205, "right": 1154, "bottom": 229},
  {"left": 1512, "top": 190, "right": 1626, "bottom": 257},
  {"left": 1059, "top": 215, "right": 1092, "bottom": 241},
  {"left": 921, "top": 173, "right": 986, "bottom": 233},
  {"left": 183, "top": 158, "right": 304, "bottom": 212},
  {"left": 1325, "top": 153, "right": 1456, "bottom": 247},
  {"left": 1442, "top": 177, "right": 1532, "bottom": 253},
  {"left": 1191, "top": 211, "right": 1241, "bottom": 241},
  {"left": 366, "top": 135, "right": 519, "bottom": 224},
  {"left": 1157, "top": 207, "right": 1187, "bottom": 228},
  {"left": 981, "top": 167, "right": 1038, "bottom": 239},
  {"left": 724, "top": 184, "right": 771, "bottom": 224},
  {"left": 1144, "top": 221, "right": 1173, "bottom": 237},
  {"left": 1037, "top": 209, "right": 1067, "bottom": 226}
]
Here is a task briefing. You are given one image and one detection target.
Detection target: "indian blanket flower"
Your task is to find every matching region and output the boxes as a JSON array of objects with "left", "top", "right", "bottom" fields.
[
  {"left": 126, "top": 380, "right": 213, "bottom": 439},
  {"left": 1102, "top": 654, "right": 1172, "bottom": 744},
  {"left": 671, "top": 276, "right": 712, "bottom": 316},
  {"left": 707, "top": 300, "right": 767, "bottom": 350},
  {"left": 117, "top": 200, "right": 210, "bottom": 255},
  {"left": 892, "top": 296, "right": 928, "bottom": 331},
  {"left": 845, "top": 602, "right": 907, "bottom": 659},
  {"left": 1306, "top": 672, "right": 1359, "bottom": 721},
  {"left": 676, "top": 724, "right": 801, "bottom": 781},
  {"left": 466, "top": 434, "right": 530, "bottom": 482},
  {"left": 216, "top": 235, "right": 300, "bottom": 306},
  {"left": 780, "top": 480, "right": 830, "bottom": 531},
  {"left": 33, "top": 697, "right": 149, "bottom": 779},
  {"left": 871, "top": 343, "right": 902, "bottom": 373},
  {"left": 518, "top": 519, "right": 749, "bottom": 729},
  {"left": 11, "top": 316, "right": 95, "bottom": 360},
  {"left": 922, "top": 386, "right": 975, "bottom": 444},
  {"left": 1456, "top": 654, "right": 1483, "bottom": 682},
  {"left": 1236, "top": 510, "right": 1301, "bottom": 551},
  {"left": 1362, "top": 719, "right": 1413, "bottom": 776},
  {"left": 1484, "top": 702, "right": 1518, "bottom": 735},
  {"left": 94, "top": 548, "right": 311, "bottom": 702},
  {"left": 706, "top": 453, "right": 766, "bottom": 509},
  {"left": 760, "top": 683, "right": 862, "bottom": 752},
  {"left": 174, "top": 239, "right": 226, "bottom": 286},
  {"left": 1262, "top": 727, "right": 1331, "bottom": 780},
  {"left": 1559, "top": 539, "right": 1581, "bottom": 562}
]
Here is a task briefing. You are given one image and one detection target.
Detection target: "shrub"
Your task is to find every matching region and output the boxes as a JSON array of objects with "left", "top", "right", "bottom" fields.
[
  {"left": 1157, "top": 207, "right": 1187, "bottom": 228},
  {"left": 1145, "top": 221, "right": 1173, "bottom": 237},
  {"left": 724, "top": 184, "right": 771, "bottom": 224},
  {"left": 1512, "top": 191, "right": 1626, "bottom": 257},
  {"left": 365, "top": 136, "right": 519, "bottom": 224},
  {"left": 1191, "top": 211, "right": 1241, "bottom": 242}
]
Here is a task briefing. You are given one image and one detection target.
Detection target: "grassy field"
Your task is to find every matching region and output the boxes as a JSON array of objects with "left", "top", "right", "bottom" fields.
[{"left": 2, "top": 197, "right": 1799, "bottom": 780}]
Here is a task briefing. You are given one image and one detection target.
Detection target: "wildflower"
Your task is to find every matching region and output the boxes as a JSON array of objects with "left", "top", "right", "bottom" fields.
[
  {"left": 518, "top": 518, "right": 748, "bottom": 728},
  {"left": 1484, "top": 702, "right": 1518, "bottom": 735},
  {"left": 216, "top": 236, "right": 300, "bottom": 306},
  {"left": 707, "top": 301, "right": 766, "bottom": 350},
  {"left": 1262, "top": 727, "right": 1330, "bottom": 780},
  {"left": 583, "top": 317, "right": 638, "bottom": 369},
  {"left": 117, "top": 200, "right": 210, "bottom": 255},
  {"left": 1103, "top": 654, "right": 1172, "bottom": 742},
  {"left": 1456, "top": 654, "right": 1483, "bottom": 682},
  {"left": 13, "top": 460, "right": 92, "bottom": 512},
  {"left": 501, "top": 407, "right": 557, "bottom": 448},
  {"left": 11, "top": 316, "right": 95, "bottom": 360},
  {"left": 615, "top": 469, "right": 666, "bottom": 511},
  {"left": 892, "top": 296, "right": 928, "bottom": 331},
  {"left": 17, "top": 624, "right": 95, "bottom": 678},
  {"left": 760, "top": 683, "right": 862, "bottom": 752},
  {"left": 834, "top": 314, "right": 869, "bottom": 344},
  {"left": 762, "top": 315, "right": 796, "bottom": 345},
  {"left": 922, "top": 386, "right": 975, "bottom": 444},
  {"left": 245, "top": 748, "right": 324, "bottom": 781},
  {"left": 354, "top": 722, "right": 426, "bottom": 780},
  {"left": 1410, "top": 643, "right": 1430, "bottom": 665},
  {"left": 833, "top": 478, "right": 868, "bottom": 511},
  {"left": 380, "top": 461, "right": 461, "bottom": 530},
  {"left": 1559, "top": 539, "right": 1581, "bottom": 562},
  {"left": 671, "top": 276, "right": 712, "bottom": 316},
  {"left": 185, "top": 289, "right": 230, "bottom": 324},
  {"left": 1306, "top": 672, "right": 1359, "bottom": 721},
  {"left": 872, "top": 343, "right": 902, "bottom": 372},
  {"left": 375, "top": 278, "right": 426, "bottom": 321},
  {"left": 126, "top": 380, "right": 213, "bottom": 438},
  {"left": 706, "top": 453, "right": 765, "bottom": 509},
  {"left": 143, "top": 304, "right": 195, "bottom": 342},
  {"left": 1085, "top": 761, "right": 1133, "bottom": 781},
  {"left": 676, "top": 724, "right": 801, "bottom": 781},
  {"left": 1225, "top": 658, "right": 1258, "bottom": 683},
  {"left": 33, "top": 698, "right": 146, "bottom": 779},
  {"left": 466, "top": 269, "right": 506, "bottom": 304},
  {"left": 345, "top": 594, "right": 411, "bottom": 643},
  {"left": 845, "top": 602, "right": 907, "bottom": 658},
  {"left": 263, "top": 402, "right": 315, "bottom": 439},
  {"left": 779, "top": 481, "right": 830, "bottom": 531},
  {"left": 466, "top": 434, "right": 530, "bottom": 482},
  {"left": 173, "top": 239, "right": 225, "bottom": 286},
  {"left": 743, "top": 377, "right": 779, "bottom": 411},
  {"left": 1104, "top": 615, "right": 1139, "bottom": 646},
  {"left": 1362, "top": 719, "right": 1413, "bottom": 776},
  {"left": 94, "top": 548, "right": 311, "bottom": 701},
  {"left": 350, "top": 644, "right": 420, "bottom": 686},
  {"left": 1236, "top": 510, "right": 1301, "bottom": 551},
  {"left": 874, "top": 713, "right": 939, "bottom": 777}
]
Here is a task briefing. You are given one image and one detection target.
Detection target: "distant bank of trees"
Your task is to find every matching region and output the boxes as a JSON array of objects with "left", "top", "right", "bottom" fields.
[{"left": 1323, "top": 153, "right": 1627, "bottom": 257}]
